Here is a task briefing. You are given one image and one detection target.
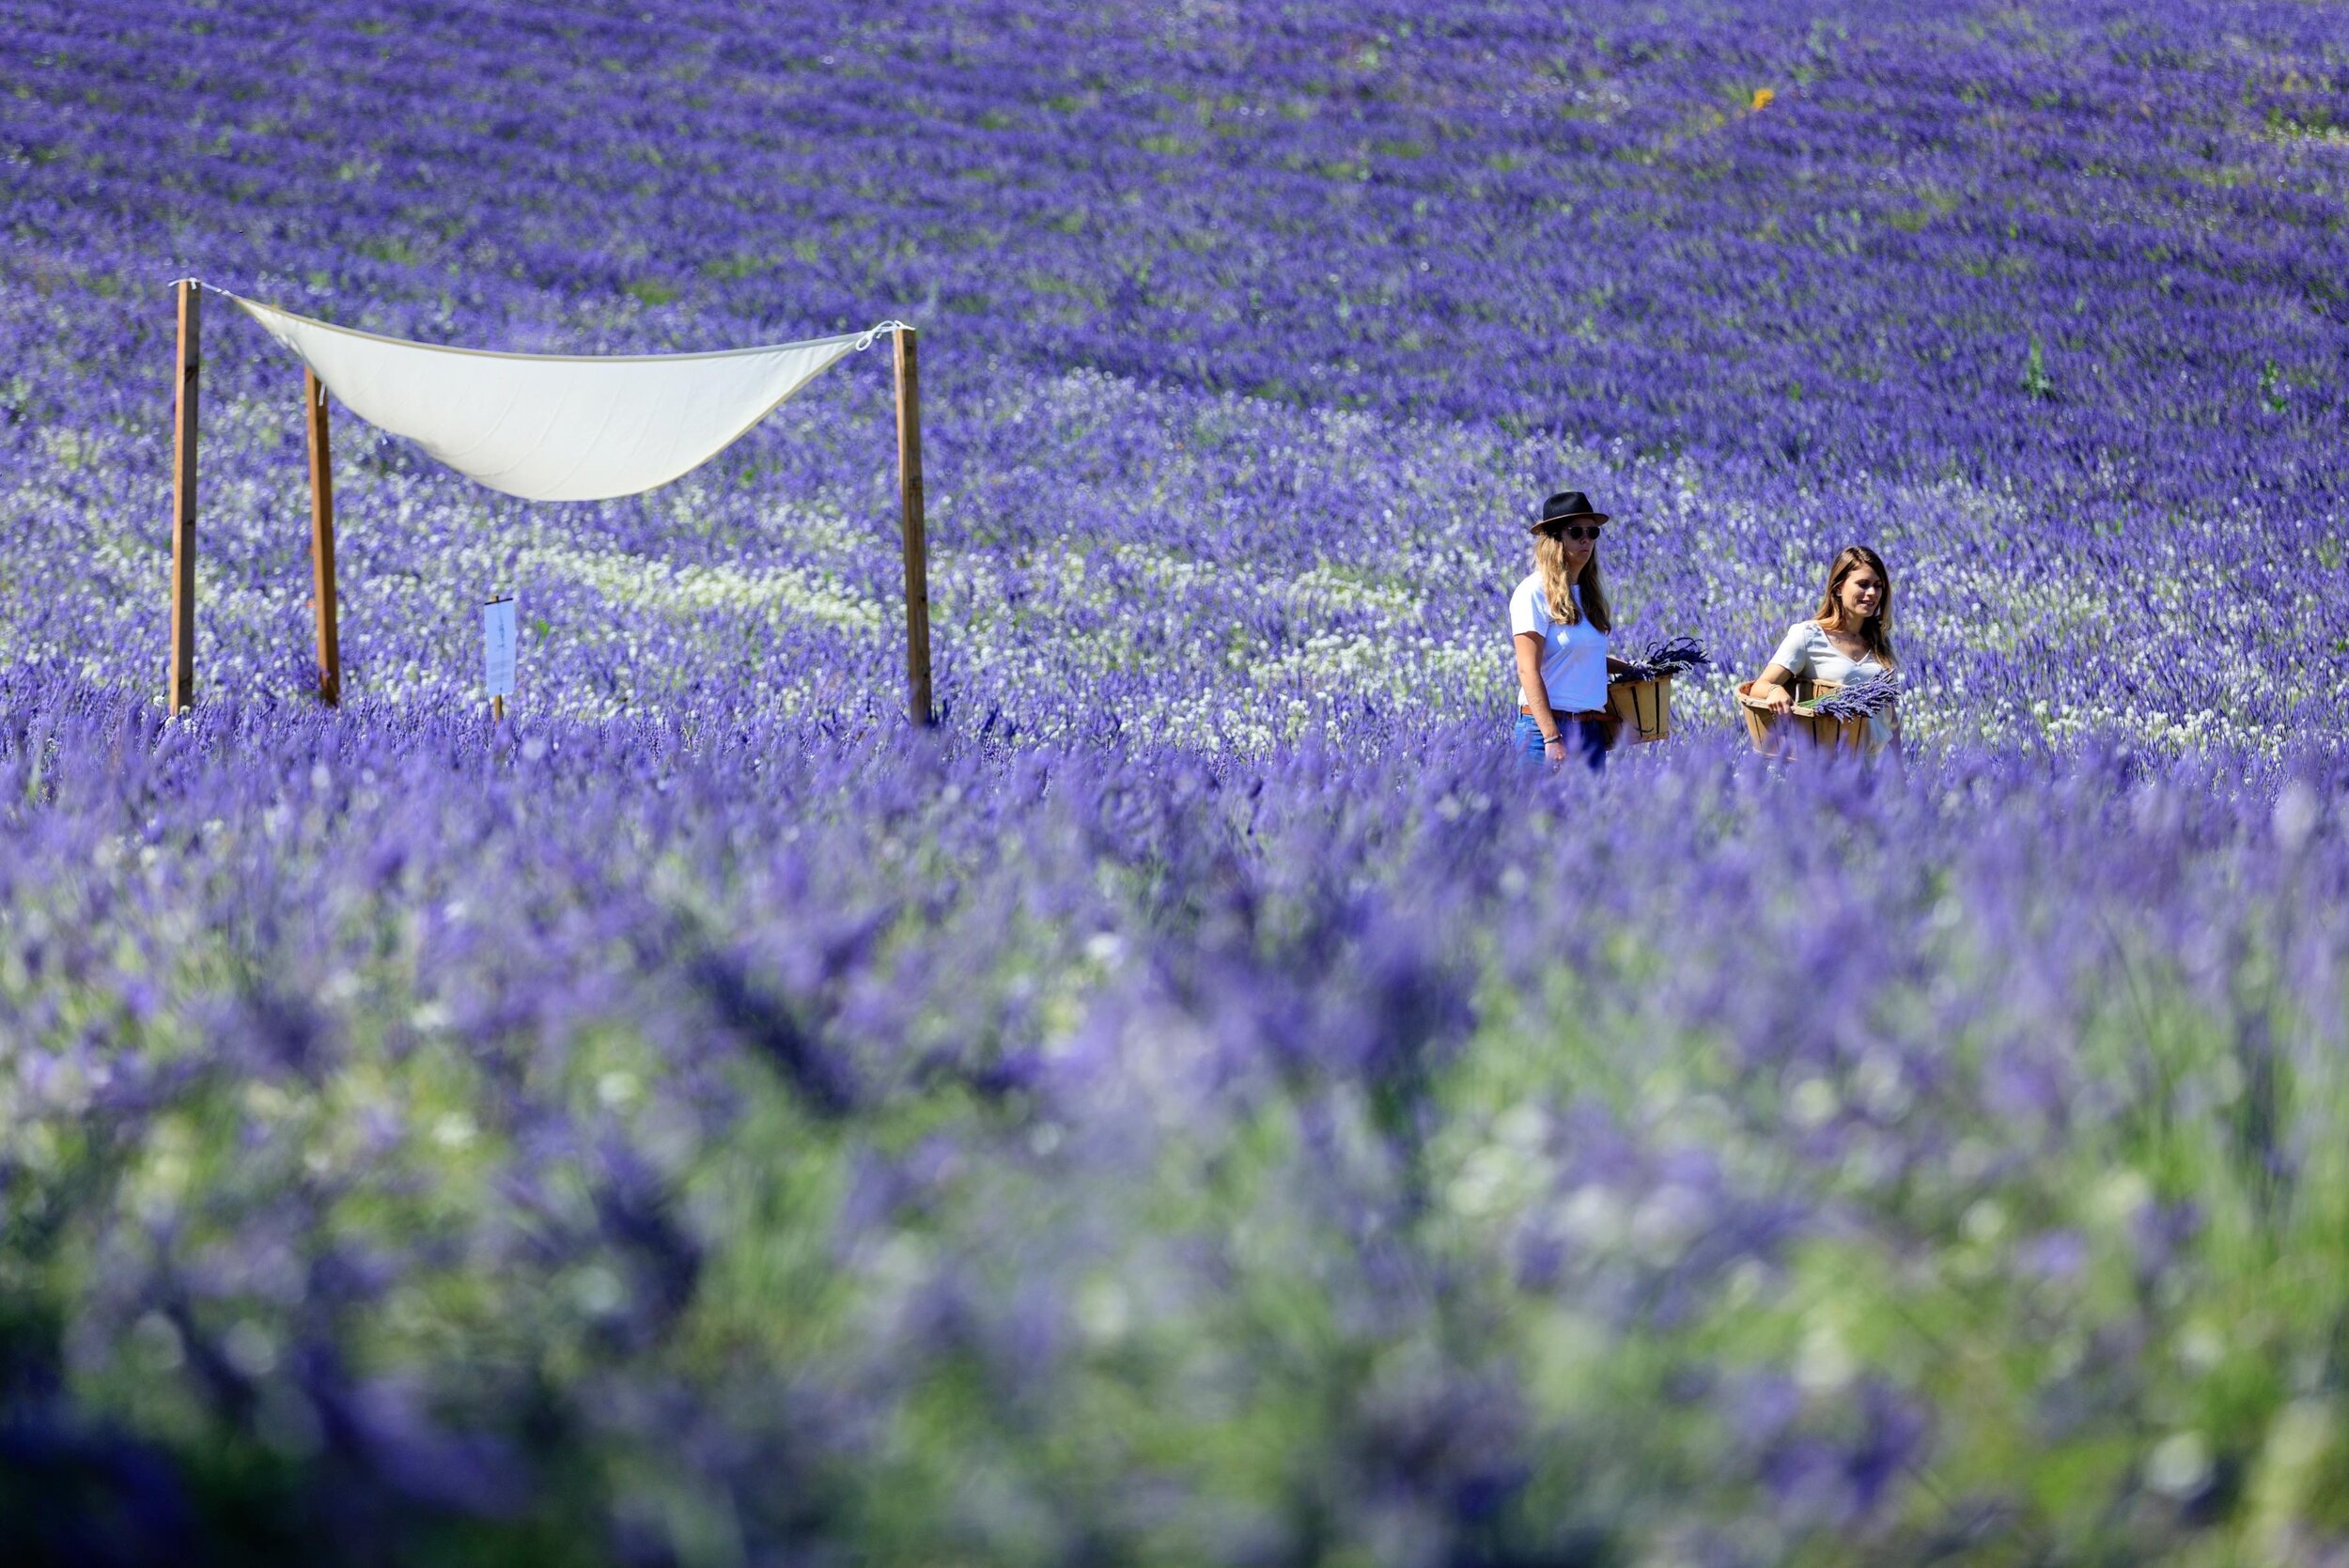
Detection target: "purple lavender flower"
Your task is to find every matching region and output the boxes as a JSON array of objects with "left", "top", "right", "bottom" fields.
[
  {"left": 1612, "top": 636, "right": 1716, "bottom": 683},
  {"left": 1805, "top": 674, "right": 1903, "bottom": 721}
]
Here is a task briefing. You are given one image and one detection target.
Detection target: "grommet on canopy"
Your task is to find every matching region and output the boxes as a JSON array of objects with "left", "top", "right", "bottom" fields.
[{"left": 161, "top": 279, "right": 932, "bottom": 724}]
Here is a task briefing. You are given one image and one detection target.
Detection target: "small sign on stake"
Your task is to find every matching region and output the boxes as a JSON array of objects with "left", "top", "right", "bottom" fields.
[{"left": 483, "top": 596, "right": 517, "bottom": 720}]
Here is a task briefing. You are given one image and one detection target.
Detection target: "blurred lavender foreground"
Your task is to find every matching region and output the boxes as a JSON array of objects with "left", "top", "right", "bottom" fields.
[{"left": 4, "top": 1, "right": 2349, "bottom": 1563}]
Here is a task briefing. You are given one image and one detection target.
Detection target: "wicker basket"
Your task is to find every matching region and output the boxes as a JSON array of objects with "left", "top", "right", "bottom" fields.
[
  {"left": 1607, "top": 674, "right": 1672, "bottom": 744},
  {"left": 1736, "top": 678, "right": 1875, "bottom": 755}
]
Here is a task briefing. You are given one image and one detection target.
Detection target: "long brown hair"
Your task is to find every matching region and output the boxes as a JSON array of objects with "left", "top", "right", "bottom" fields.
[
  {"left": 1532, "top": 530, "right": 1611, "bottom": 631},
  {"left": 1812, "top": 545, "right": 1895, "bottom": 668}
]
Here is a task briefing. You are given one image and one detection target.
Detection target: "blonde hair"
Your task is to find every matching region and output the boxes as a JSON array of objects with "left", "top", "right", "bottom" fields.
[
  {"left": 1532, "top": 531, "right": 1611, "bottom": 631},
  {"left": 1812, "top": 545, "right": 1895, "bottom": 668}
]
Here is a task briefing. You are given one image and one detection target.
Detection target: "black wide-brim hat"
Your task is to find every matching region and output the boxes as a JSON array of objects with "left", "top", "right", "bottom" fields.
[{"left": 1531, "top": 490, "right": 1610, "bottom": 533}]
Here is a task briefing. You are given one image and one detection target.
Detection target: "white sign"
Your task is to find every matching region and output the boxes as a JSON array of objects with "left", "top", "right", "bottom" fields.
[{"left": 483, "top": 598, "right": 517, "bottom": 699}]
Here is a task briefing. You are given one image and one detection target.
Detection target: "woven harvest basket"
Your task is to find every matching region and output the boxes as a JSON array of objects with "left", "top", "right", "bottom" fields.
[
  {"left": 1607, "top": 674, "right": 1672, "bottom": 744},
  {"left": 1736, "top": 679, "right": 1875, "bottom": 755}
]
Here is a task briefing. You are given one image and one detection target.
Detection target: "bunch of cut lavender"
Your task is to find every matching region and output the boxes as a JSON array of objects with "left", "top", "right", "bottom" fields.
[
  {"left": 1806, "top": 673, "right": 1903, "bottom": 720},
  {"left": 1612, "top": 637, "right": 1713, "bottom": 683}
]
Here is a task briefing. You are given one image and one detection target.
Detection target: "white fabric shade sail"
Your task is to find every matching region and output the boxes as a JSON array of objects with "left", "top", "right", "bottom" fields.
[{"left": 227, "top": 291, "right": 894, "bottom": 502}]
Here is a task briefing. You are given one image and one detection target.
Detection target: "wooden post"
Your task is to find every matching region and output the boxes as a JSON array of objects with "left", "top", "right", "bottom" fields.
[
  {"left": 305, "top": 368, "right": 342, "bottom": 706},
  {"left": 893, "top": 325, "right": 934, "bottom": 726},
  {"left": 167, "top": 281, "right": 200, "bottom": 714},
  {"left": 491, "top": 695, "right": 506, "bottom": 722}
]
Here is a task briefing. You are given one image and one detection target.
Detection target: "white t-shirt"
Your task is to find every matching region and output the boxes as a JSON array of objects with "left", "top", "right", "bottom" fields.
[
  {"left": 1768, "top": 620, "right": 1887, "bottom": 688},
  {"left": 1510, "top": 573, "right": 1609, "bottom": 713}
]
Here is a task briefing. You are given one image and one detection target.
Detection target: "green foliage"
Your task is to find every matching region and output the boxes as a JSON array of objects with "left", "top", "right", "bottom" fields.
[{"left": 2022, "top": 333, "right": 2055, "bottom": 400}]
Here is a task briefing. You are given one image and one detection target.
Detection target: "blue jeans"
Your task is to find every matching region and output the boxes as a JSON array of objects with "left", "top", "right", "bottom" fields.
[{"left": 1514, "top": 713, "right": 1610, "bottom": 771}]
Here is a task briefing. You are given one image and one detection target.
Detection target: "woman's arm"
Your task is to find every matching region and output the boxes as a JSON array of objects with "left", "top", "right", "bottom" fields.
[
  {"left": 1514, "top": 632, "right": 1568, "bottom": 759},
  {"left": 1606, "top": 654, "right": 1638, "bottom": 676},
  {"left": 1750, "top": 624, "right": 1813, "bottom": 713},
  {"left": 1749, "top": 661, "right": 1797, "bottom": 711}
]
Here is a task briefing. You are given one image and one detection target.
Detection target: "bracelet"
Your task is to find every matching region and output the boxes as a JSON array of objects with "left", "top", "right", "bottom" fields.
[{"left": 1542, "top": 733, "right": 1563, "bottom": 745}]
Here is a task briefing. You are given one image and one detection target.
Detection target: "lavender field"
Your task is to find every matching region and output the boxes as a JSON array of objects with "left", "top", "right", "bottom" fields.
[{"left": 5, "top": 1, "right": 2349, "bottom": 1562}]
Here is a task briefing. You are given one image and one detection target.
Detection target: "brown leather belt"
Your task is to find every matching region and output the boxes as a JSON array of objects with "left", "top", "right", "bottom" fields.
[{"left": 1521, "top": 705, "right": 1615, "bottom": 721}]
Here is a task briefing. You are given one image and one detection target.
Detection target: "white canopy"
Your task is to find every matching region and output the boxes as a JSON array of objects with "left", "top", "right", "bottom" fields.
[{"left": 227, "top": 292, "right": 894, "bottom": 502}]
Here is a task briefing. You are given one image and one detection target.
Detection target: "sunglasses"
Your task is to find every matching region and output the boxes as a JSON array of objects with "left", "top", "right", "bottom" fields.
[{"left": 1544, "top": 523, "right": 1605, "bottom": 541}]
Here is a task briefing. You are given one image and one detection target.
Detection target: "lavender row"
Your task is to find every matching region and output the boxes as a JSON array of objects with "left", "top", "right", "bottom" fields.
[
  {"left": 4, "top": 0, "right": 2344, "bottom": 494},
  {"left": 4, "top": 673, "right": 2347, "bottom": 1562}
]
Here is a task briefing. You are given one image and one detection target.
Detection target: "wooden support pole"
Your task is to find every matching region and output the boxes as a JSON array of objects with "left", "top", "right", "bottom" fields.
[
  {"left": 893, "top": 325, "right": 934, "bottom": 726},
  {"left": 167, "top": 280, "right": 200, "bottom": 714},
  {"left": 305, "top": 368, "right": 341, "bottom": 706}
]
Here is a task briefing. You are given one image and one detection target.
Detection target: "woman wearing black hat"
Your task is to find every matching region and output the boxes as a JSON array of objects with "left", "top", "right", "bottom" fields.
[{"left": 1510, "top": 491, "right": 1629, "bottom": 769}]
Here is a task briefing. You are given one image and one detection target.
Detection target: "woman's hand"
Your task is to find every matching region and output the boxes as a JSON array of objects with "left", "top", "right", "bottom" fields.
[
  {"left": 1751, "top": 663, "right": 1798, "bottom": 713},
  {"left": 1543, "top": 733, "right": 1567, "bottom": 767}
]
